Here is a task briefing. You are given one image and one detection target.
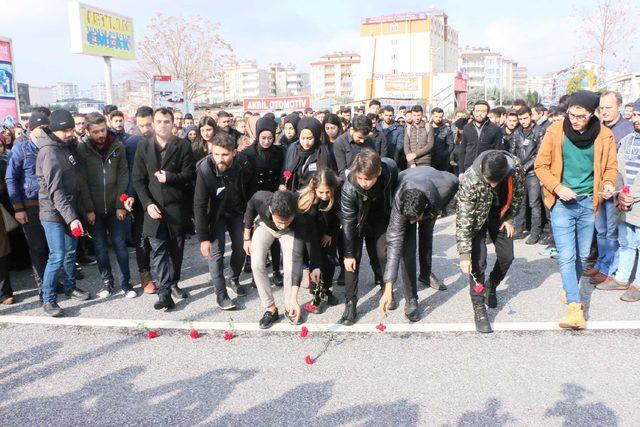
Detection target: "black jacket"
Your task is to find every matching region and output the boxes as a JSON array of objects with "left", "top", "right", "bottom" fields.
[
  {"left": 458, "top": 119, "right": 503, "bottom": 174},
  {"left": 340, "top": 158, "right": 398, "bottom": 257},
  {"left": 431, "top": 124, "right": 455, "bottom": 165},
  {"left": 132, "top": 135, "right": 195, "bottom": 238},
  {"left": 383, "top": 166, "right": 458, "bottom": 285},
  {"left": 509, "top": 123, "right": 543, "bottom": 176},
  {"left": 281, "top": 142, "right": 337, "bottom": 191},
  {"left": 243, "top": 141, "right": 286, "bottom": 194},
  {"left": 333, "top": 132, "right": 387, "bottom": 176},
  {"left": 193, "top": 154, "right": 253, "bottom": 242}
]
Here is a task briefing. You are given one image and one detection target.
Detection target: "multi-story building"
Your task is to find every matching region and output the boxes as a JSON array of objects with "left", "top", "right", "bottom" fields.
[
  {"left": 268, "top": 63, "right": 309, "bottom": 97},
  {"left": 459, "top": 47, "right": 530, "bottom": 100},
  {"left": 54, "top": 82, "right": 79, "bottom": 101},
  {"left": 354, "top": 10, "right": 459, "bottom": 102},
  {"left": 310, "top": 52, "right": 360, "bottom": 101},
  {"left": 513, "top": 64, "right": 528, "bottom": 96},
  {"left": 206, "top": 60, "right": 270, "bottom": 104},
  {"left": 91, "top": 82, "right": 106, "bottom": 102},
  {"left": 28, "top": 85, "right": 56, "bottom": 106},
  {"left": 527, "top": 73, "right": 555, "bottom": 105}
]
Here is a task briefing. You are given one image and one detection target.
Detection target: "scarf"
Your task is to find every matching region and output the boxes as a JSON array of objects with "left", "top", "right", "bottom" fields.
[{"left": 563, "top": 116, "right": 600, "bottom": 148}]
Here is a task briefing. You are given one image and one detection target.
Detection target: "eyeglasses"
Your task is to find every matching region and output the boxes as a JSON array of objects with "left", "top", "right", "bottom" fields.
[{"left": 568, "top": 112, "right": 592, "bottom": 121}]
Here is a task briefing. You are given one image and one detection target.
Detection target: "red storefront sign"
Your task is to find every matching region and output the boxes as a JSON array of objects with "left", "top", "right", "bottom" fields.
[{"left": 243, "top": 96, "right": 310, "bottom": 112}]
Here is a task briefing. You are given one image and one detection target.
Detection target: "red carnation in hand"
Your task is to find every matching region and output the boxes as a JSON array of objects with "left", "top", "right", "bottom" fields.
[
  {"left": 283, "top": 170, "right": 292, "bottom": 181},
  {"left": 223, "top": 331, "right": 234, "bottom": 341},
  {"left": 623, "top": 185, "right": 631, "bottom": 195},
  {"left": 304, "top": 355, "right": 314, "bottom": 365},
  {"left": 376, "top": 323, "right": 387, "bottom": 332},
  {"left": 147, "top": 330, "right": 158, "bottom": 339},
  {"left": 71, "top": 226, "right": 83, "bottom": 237},
  {"left": 305, "top": 303, "right": 317, "bottom": 312},
  {"left": 189, "top": 329, "right": 199, "bottom": 339},
  {"left": 119, "top": 193, "right": 129, "bottom": 202},
  {"left": 300, "top": 326, "right": 309, "bottom": 338},
  {"left": 474, "top": 283, "right": 485, "bottom": 293}
]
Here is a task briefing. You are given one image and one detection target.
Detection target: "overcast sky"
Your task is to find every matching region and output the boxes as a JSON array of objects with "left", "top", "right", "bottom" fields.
[{"left": 2, "top": 0, "right": 637, "bottom": 88}]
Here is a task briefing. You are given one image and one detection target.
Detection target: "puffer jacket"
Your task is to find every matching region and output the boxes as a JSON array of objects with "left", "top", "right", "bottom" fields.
[
  {"left": 384, "top": 166, "right": 458, "bottom": 285},
  {"left": 509, "top": 123, "right": 544, "bottom": 176},
  {"left": 35, "top": 130, "right": 87, "bottom": 224},
  {"left": 456, "top": 150, "right": 525, "bottom": 259},
  {"left": 404, "top": 121, "right": 434, "bottom": 166},
  {"left": 75, "top": 131, "right": 129, "bottom": 214},
  {"left": 340, "top": 157, "right": 398, "bottom": 257},
  {"left": 5, "top": 138, "right": 40, "bottom": 211}
]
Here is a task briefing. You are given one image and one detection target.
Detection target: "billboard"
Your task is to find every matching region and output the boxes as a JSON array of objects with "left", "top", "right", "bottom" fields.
[
  {"left": 68, "top": 1, "right": 135, "bottom": 59},
  {"left": 243, "top": 96, "right": 310, "bottom": 112},
  {"left": 153, "top": 75, "right": 185, "bottom": 112},
  {"left": 0, "top": 38, "right": 18, "bottom": 127},
  {"left": 362, "top": 12, "right": 427, "bottom": 24}
]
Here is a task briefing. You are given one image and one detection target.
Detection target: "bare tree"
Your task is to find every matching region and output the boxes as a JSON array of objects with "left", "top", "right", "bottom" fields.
[
  {"left": 577, "top": 0, "right": 638, "bottom": 73},
  {"left": 133, "top": 13, "right": 234, "bottom": 101}
]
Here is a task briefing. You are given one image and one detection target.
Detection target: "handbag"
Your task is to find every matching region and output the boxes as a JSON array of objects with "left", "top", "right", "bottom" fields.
[{"left": 0, "top": 204, "right": 19, "bottom": 232}]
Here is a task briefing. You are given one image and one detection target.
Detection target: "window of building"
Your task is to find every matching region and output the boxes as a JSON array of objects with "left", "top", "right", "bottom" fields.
[{"left": 391, "top": 23, "right": 398, "bottom": 32}]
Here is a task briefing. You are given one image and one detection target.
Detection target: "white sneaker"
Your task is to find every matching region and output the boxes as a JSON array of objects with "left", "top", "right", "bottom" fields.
[
  {"left": 123, "top": 289, "right": 137, "bottom": 299},
  {"left": 97, "top": 289, "right": 112, "bottom": 299}
]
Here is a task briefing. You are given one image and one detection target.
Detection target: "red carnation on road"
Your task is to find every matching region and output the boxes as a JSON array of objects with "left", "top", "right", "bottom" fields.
[
  {"left": 189, "top": 329, "right": 199, "bottom": 339},
  {"left": 223, "top": 331, "right": 234, "bottom": 341},
  {"left": 376, "top": 323, "right": 387, "bottom": 332},
  {"left": 300, "top": 326, "right": 309, "bottom": 338},
  {"left": 304, "top": 355, "right": 314, "bottom": 365},
  {"left": 147, "top": 330, "right": 158, "bottom": 339}
]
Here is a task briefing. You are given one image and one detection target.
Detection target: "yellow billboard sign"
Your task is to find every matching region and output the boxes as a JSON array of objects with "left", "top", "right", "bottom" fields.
[{"left": 68, "top": 1, "right": 135, "bottom": 59}]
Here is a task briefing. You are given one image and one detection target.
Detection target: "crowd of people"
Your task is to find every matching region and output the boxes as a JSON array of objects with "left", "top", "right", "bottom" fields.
[{"left": 0, "top": 89, "right": 639, "bottom": 333}]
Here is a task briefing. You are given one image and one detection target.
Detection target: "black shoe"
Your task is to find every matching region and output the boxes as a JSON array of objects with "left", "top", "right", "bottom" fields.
[
  {"left": 525, "top": 234, "right": 540, "bottom": 245},
  {"left": 216, "top": 294, "right": 237, "bottom": 310},
  {"left": 259, "top": 309, "right": 280, "bottom": 329},
  {"left": 97, "top": 281, "right": 115, "bottom": 299},
  {"left": 339, "top": 298, "right": 358, "bottom": 326},
  {"left": 77, "top": 254, "right": 97, "bottom": 265},
  {"left": 485, "top": 283, "right": 498, "bottom": 309},
  {"left": 538, "top": 234, "right": 551, "bottom": 246},
  {"left": 404, "top": 298, "right": 420, "bottom": 322},
  {"left": 325, "top": 289, "right": 339, "bottom": 306},
  {"left": 43, "top": 301, "right": 63, "bottom": 317},
  {"left": 227, "top": 278, "right": 246, "bottom": 297},
  {"left": 473, "top": 304, "right": 493, "bottom": 333},
  {"left": 418, "top": 275, "right": 429, "bottom": 286},
  {"left": 171, "top": 284, "right": 189, "bottom": 299},
  {"left": 75, "top": 266, "right": 85, "bottom": 280},
  {"left": 428, "top": 273, "right": 447, "bottom": 291},
  {"left": 65, "top": 287, "right": 90, "bottom": 301},
  {"left": 154, "top": 294, "right": 175, "bottom": 311},
  {"left": 271, "top": 271, "right": 283, "bottom": 287}
]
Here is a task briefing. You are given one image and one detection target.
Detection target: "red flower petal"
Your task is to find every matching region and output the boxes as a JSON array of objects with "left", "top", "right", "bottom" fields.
[
  {"left": 283, "top": 170, "right": 292, "bottom": 180},
  {"left": 71, "top": 227, "right": 83, "bottom": 237},
  {"left": 623, "top": 185, "right": 631, "bottom": 194},
  {"left": 147, "top": 330, "right": 158, "bottom": 339},
  {"left": 305, "top": 304, "right": 316, "bottom": 312},
  {"left": 223, "top": 331, "right": 234, "bottom": 341},
  {"left": 304, "top": 355, "right": 314, "bottom": 365},
  {"left": 474, "top": 284, "right": 485, "bottom": 293},
  {"left": 300, "top": 326, "right": 309, "bottom": 338},
  {"left": 376, "top": 323, "right": 386, "bottom": 332},
  {"left": 189, "top": 329, "right": 199, "bottom": 339},
  {"left": 119, "top": 193, "right": 129, "bottom": 202}
]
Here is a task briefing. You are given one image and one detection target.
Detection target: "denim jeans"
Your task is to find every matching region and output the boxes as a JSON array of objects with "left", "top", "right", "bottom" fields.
[
  {"left": 41, "top": 221, "right": 78, "bottom": 303},
  {"left": 89, "top": 212, "right": 131, "bottom": 289},
  {"left": 614, "top": 221, "right": 640, "bottom": 285},
  {"left": 550, "top": 196, "right": 595, "bottom": 304},
  {"left": 594, "top": 198, "right": 619, "bottom": 276}
]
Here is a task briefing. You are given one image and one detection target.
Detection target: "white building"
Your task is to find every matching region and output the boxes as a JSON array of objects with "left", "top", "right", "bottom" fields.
[
  {"left": 91, "top": 82, "right": 106, "bottom": 102},
  {"left": 459, "top": 47, "right": 527, "bottom": 99},
  {"left": 28, "top": 85, "right": 56, "bottom": 106},
  {"left": 527, "top": 73, "right": 555, "bottom": 105},
  {"left": 354, "top": 10, "right": 459, "bottom": 103},
  {"left": 54, "top": 82, "right": 79, "bottom": 101},
  {"left": 598, "top": 72, "right": 640, "bottom": 104},
  {"left": 268, "top": 63, "right": 309, "bottom": 97},
  {"left": 206, "top": 61, "right": 270, "bottom": 104},
  {"left": 310, "top": 52, "right": 360, "bottom": 102}
]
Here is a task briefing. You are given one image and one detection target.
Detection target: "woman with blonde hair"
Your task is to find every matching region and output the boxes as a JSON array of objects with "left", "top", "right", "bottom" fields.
[{"left": 298, "top": 167, "right": 341, "bottom": 312}]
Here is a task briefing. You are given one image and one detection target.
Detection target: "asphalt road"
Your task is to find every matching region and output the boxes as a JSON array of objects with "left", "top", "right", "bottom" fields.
[{"left": 2, "top": 215, "right": 640, "bottom": 425}]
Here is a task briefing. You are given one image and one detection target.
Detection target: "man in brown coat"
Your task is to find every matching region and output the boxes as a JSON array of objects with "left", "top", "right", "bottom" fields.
[{"left": 404, "top": 105, "right": 434, "bottom": 167}]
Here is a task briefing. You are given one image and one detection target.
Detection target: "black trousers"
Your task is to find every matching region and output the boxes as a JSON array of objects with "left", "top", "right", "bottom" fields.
[
  {"left": 345, "top": 221, "right": 387, "bottom": 301},
  {"left": 0, "top": 256, "right": 12, "bottom": 298},
  {"left": 207, "top": 213, "right": 245, "bottom": 296},
  {"left": 148, "top": 224, "right": 185, "bottom": 297},
  {"left": 469, "top": 210, "right": 514, "bottom": 305},
  {"left": 133, "top": 199, "right": 151, "bottom": 274},
  {"left": 21, "top": 206, "right": 49, "bottom": 290},
  {"left": 513, "top": 174, "right": 543, "bottom": 237},
  {"left": 401, "top": 217, "right": 436, "bottom": 300},
  {"left": 320, "top": 233, "right": 338, "bottom": 288}
]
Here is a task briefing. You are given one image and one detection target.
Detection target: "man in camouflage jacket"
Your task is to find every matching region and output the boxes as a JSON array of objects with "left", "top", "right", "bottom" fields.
[{"left": 456, "top": 150, "right": 525, "bottom": 333}]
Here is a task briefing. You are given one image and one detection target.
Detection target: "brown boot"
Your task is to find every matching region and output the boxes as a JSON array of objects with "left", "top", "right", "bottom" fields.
[
  {"left": 140, "top": 271, "right": 156, "bottom": 294},
  {"left": 558, "top": 302, "right": 586, "bottom": 330},
  {"left": 589, "top": 272, "right": 611, "bottom": 285},
  {"left": 583, "top": 266, "right": 600, "bottom": 277},
  {"left": 620, "top": 285, "right": 640, "bottom": 302}
]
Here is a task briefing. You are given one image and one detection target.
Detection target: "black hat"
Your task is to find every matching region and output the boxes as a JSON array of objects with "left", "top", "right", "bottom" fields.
[
  {"left": 49, "top": 109, "right": 74, "bottom": 132},
  {"left": 28, "top": 112, "right": 50, "bottom": 131},
  {"left": 283, "top": 112, "right": 301, "bottom": 131},
  {"left": 567, "top": 90, "right": 599, "bottom": 113},
  {"left": 297, "top": 117, "right": 323, "bottom": 145},
  {"left": 256, "top": 117, "right": 276, "bottom": 139}
]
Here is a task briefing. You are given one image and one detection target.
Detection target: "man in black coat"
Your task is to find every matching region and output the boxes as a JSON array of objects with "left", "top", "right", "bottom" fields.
[
  {"left": 382, "top": 166, "right": 458, "bottom": 321},
  {"left": 333, "top": 115, "right": 387, "bottom": 176},
  {"left": 132, "top": 108, "right": 195, "bottom": 311},
  {"left": 457, "top": 100, "right": 503, "bottom": 177},
  {"left": 194, "top": 133, "right": 253, "bottom": 310},
  {"left": 340, "top": 149, "right": 398, "bottom": 325}
]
